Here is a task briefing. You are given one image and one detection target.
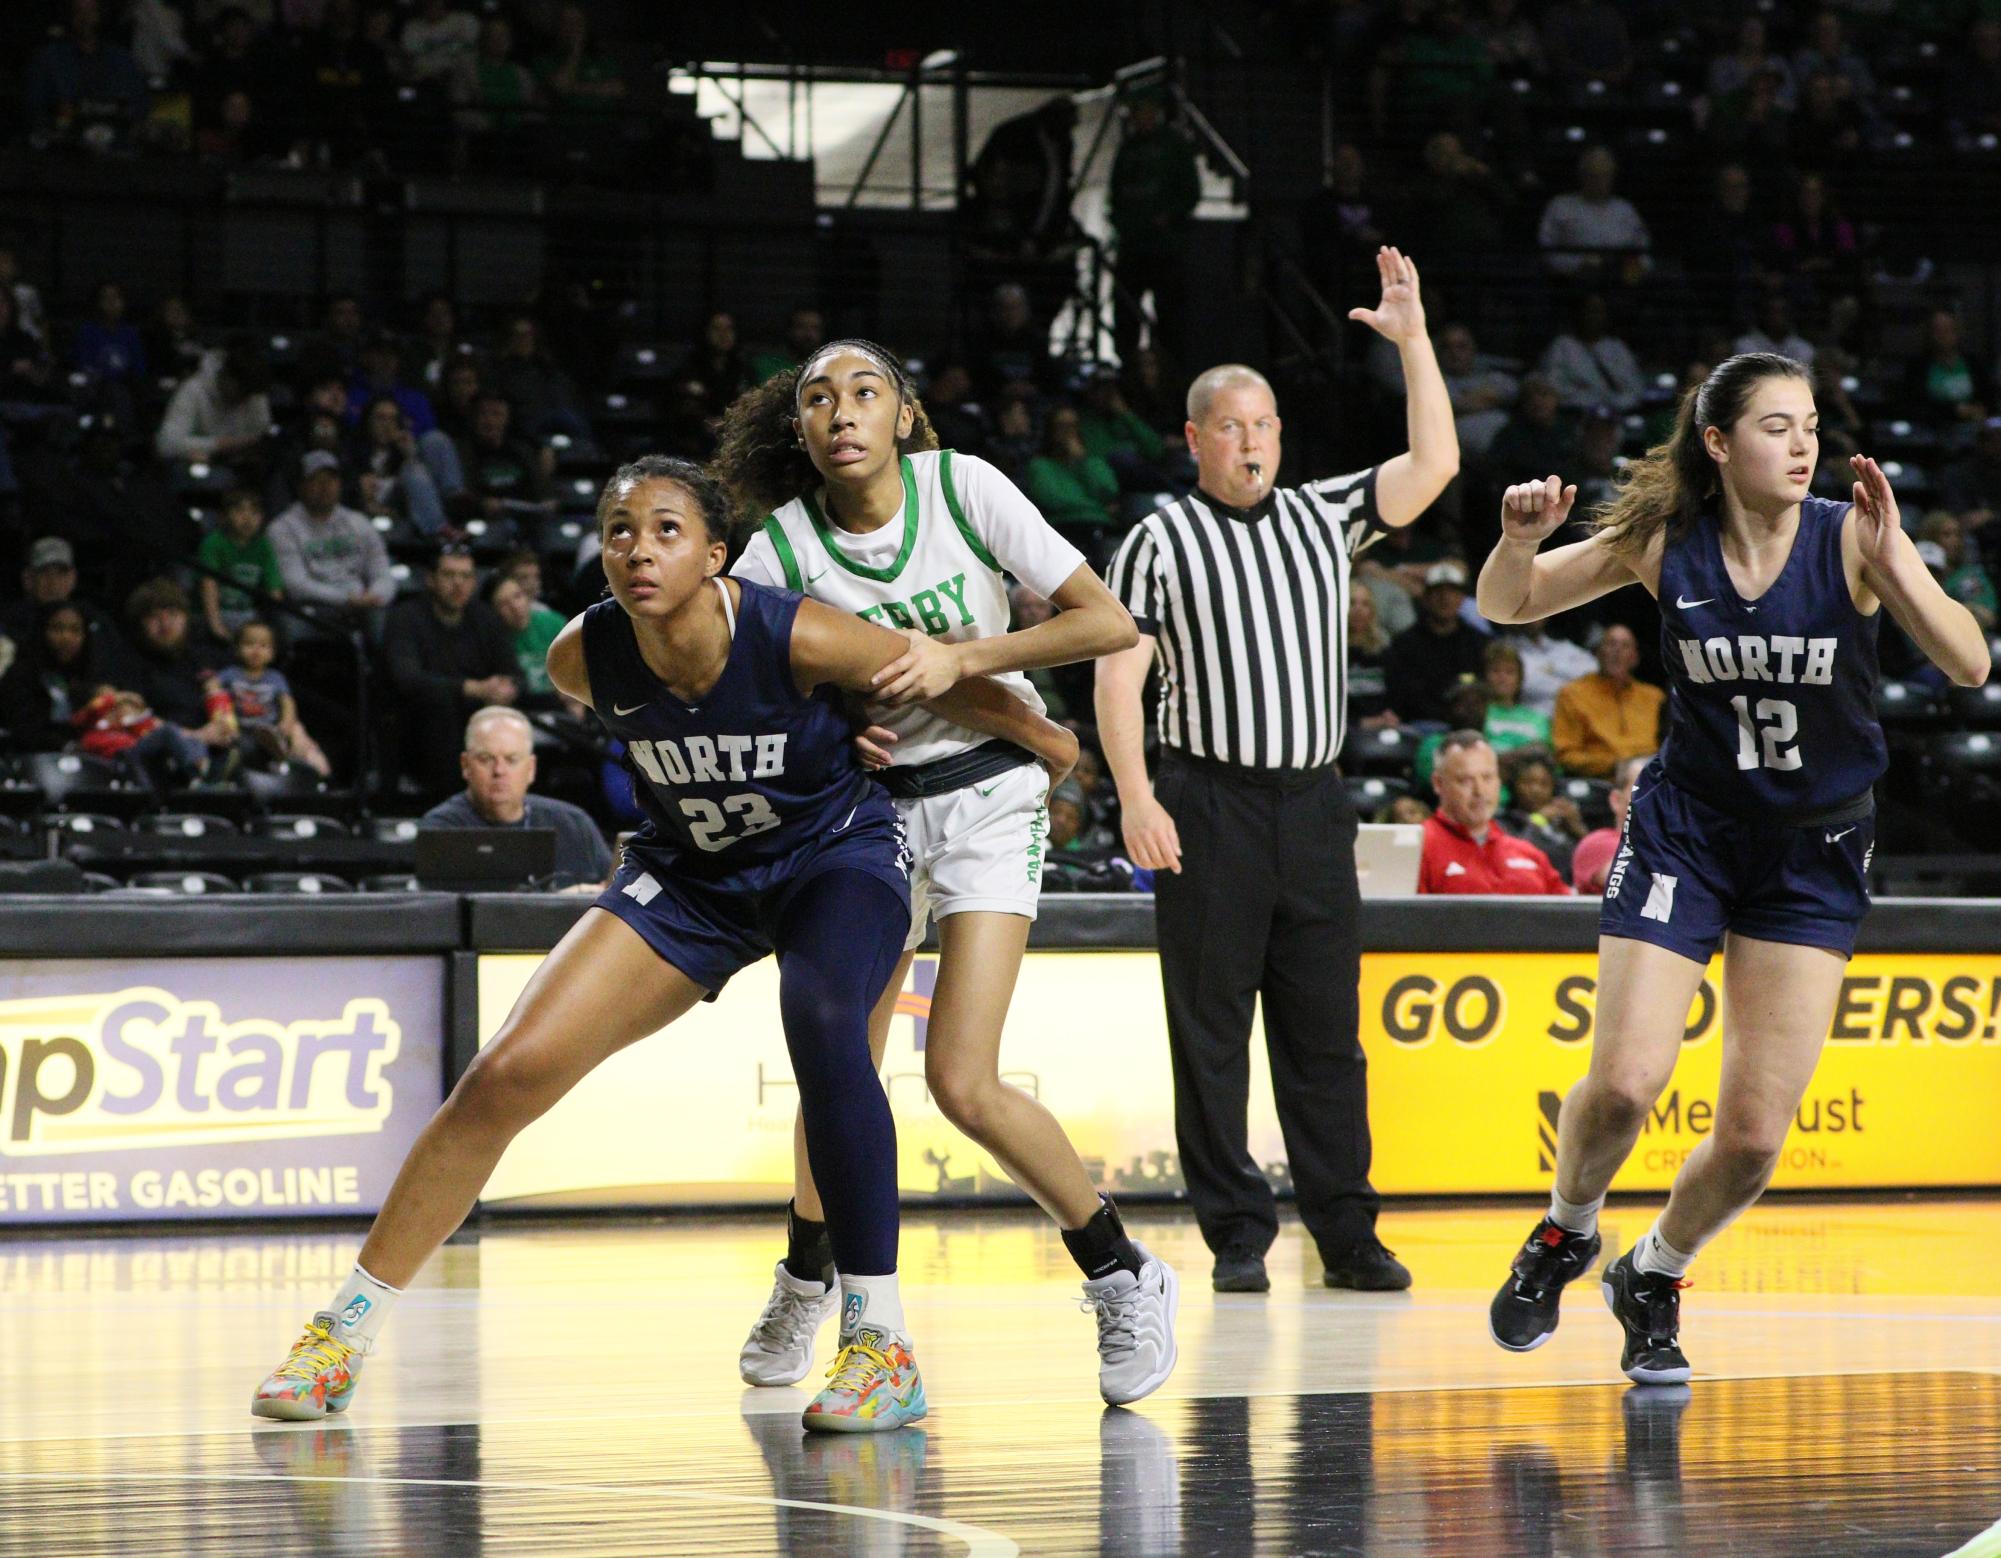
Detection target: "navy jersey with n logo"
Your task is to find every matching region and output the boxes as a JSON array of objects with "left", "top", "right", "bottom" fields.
[
  {"left": 581, "top": 579, "right": 879, "bottom": 876},
  {"left": 1657, "top": 495, "right": 1885, "bottom": 818}
]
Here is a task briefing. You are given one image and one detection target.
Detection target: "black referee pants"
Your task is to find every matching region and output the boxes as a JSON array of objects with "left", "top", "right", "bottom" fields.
[{"left": 1152, "top": 752, "right": 1380, "bottom": 1259}]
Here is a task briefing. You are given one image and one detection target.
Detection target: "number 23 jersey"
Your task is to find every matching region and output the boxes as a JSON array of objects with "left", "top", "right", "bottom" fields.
[
  {"left": 1657, "top": 494, "right": 1885, "bottom": 818},
  {"left": 581, "top": 579, "right": 887, "bottom": 880}
]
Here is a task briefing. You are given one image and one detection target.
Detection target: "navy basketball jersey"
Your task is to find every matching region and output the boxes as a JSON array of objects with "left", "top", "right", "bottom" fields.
[
  {"left": 581, "top": 579, "right": 875, "bottom": 872},
  {"left": 1657, "top": 494, "right": 1885, "bottom": 817}
]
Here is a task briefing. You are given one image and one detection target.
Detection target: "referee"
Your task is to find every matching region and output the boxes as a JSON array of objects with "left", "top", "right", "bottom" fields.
[{"left": 1094, "top": 246, "right": 1458, "bottom": 1293}]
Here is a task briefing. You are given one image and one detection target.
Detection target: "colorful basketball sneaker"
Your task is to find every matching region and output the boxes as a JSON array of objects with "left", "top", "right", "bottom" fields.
[
  {"left": 741, "top": 1262, "right": 841, "bottom": 1387},
  {"left": 1490, "top": 1216, "right": 1602, "bottom": 1353},
  {"left": 801, "top": 1326, "right": 927, "bottom": 1433},
  {"left": 251, "top": 1312, "right": 367, "bottom": 1421}
]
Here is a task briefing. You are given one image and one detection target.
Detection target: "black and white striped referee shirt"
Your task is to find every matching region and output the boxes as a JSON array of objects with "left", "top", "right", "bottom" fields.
[{"left": 1105, "top": 468, "right": 1385, "bottom": 770}]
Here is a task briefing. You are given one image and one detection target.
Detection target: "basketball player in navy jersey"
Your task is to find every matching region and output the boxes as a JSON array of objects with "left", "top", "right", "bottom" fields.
[
  {"left": 1475, "top": 354, "right": 1989, "bottom": 1383},
  {"left": 253, "top": 455, "right": 1075, "bottom": 1432}
]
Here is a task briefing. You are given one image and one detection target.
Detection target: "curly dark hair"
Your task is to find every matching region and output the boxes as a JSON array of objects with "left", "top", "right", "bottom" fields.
[
  {"left": 710, "top": 338, "right": 937, "bottom": 530},
  {"left": 595, "top": 454, "right": 731, "bottom": 543}
]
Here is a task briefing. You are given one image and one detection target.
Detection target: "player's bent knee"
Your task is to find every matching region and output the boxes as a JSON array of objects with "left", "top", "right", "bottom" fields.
[
  {"left": 452, "top": 1037, "right": 563, "bottom": 1132},
  {"left": 1711, "top": 1121, "right": 1788, "bottom": 1178},
  {"left": 927, "top": 1066, "right": 1003, "bottom": 1140},
  {"left": 1577, "top": 1073, "right": 1659, "bottom": 1134}
]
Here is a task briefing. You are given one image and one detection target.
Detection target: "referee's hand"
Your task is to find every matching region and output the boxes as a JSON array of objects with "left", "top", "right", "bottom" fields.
[{"left": 1122, "top": 791, "right": 1182, "bottom": 874}]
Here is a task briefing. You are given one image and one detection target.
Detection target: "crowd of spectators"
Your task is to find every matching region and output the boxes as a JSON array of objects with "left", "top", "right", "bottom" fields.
[{"left": 4, "top": 1, "right": 2001, "bottom": 894}]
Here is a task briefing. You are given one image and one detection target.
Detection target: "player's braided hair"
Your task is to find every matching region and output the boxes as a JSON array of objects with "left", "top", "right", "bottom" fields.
[
  {"left": 710, "top": 337, "right": 937, "bottom": 532},
  {"left": 1592, "top": 352, "right": 1813, "bottom": 557}
]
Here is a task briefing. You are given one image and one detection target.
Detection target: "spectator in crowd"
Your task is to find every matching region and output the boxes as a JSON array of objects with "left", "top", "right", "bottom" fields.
[
  {"left": 0, "top": 289, "right": 56, "bottom": 407},
  {"left": 145, "top": 294, "right": 207, "bottom": 384},
  {"left": 971, "top": 282, "right": 1060, "bottom": 401},
  {"left": 1077, "top": 363, "right": 1170, "bottom": 475},
  {"left": 293, "top": 0, "right": 395, "bottom": 166},
  {"left": 1385, "top": 559, "right": 1489, "bottom": 723},
  {"left": 750, "top": 304, "right": 827, "bottom": 385},
  {"left": 1484, "top": 374, "right": 1575, "bottom": 484},
  {"left": 1569, "top": 405, "right": 1624, "bottom": 514},
  {"left": 1121, "top": 344, "right": 1184, "bottom": 435},
  {"left": 454, "top": 393, "right": 555, "bottom": 523},
  {"left": 1791, "top": 69, "right": 1871, "bottom": 174},
  {"left": 1498, "top": 749, "right": 1587, "bottom": 879},
  {"left": 1024, "top": 404, "right": 1120, "bottom": 534},
  {"left": 1299, "top": 142, "right": 1390, "bottom": 310},
  {"left": 1921, "top": 510, "right": 1998, "bottom": 630},
  {"left": 1708, "top": 16, "right": 1796, "bottom": 109},
  {"left": 1707, "top": 64, "right": 1794, "bottom": 166},
  {"left": 1417, "top": 730, "right": 1571, "bottom": 894},
  {"left": 435, "top": 355, "right": 485, "bottom": 443},
  {"left": 1538, "top": 0, "right": 1630, "bottom": 85},
  {"left": 674, "top": 309, "right": 754, "bottom": 430},
  {"left": 921, "top": 361, "right": 992, "bottom": 457},
  {"left": 0, "top": 601, "right": 102, "bottom": 750},
  {"left": 154, "top": 338, "right": 272, "bottom": 466},
  {"left": 1946, "top": 17, "right": 2001, "bottom": 148},
  {"left": 1473, "top": 0, "right": 1543, "bottom": 77},
  {"left": 216, "top": 618, "right": 331, "bottom": 773},
  {"left": 0, "top": 536, "right": 131, "bottom": 665},
  {"left": 192, "top": 6, "right": 268, "bottom": 138},
  {"left": 452, "top": 14, "right": 539, "bottom": 142},
  {"left": 1537, "top": 145, "right": 1649, "bottom": 283},
  {"left": 383, "top": 542, "right": 518, "bottom": 795},
  {"left": 353, "top": 393, "right": 456, "bottom": 535},
  {"left": 1481, "top": 639, "right": 1550, "bottom": 751},
  {"left": 961, "top": 96, "right": 1082, "bottom": 311},
  {"left": 123, "top": 576, "right": 233, "bottom": 742},
  {"left": 72, "top": 280, "right": 146, "bottom": 387},
  {"left": 1791, "top": 10, "right": 1874, "bottom": 105},
  {"left": 1346, "top": 586, "right": 1398, "bottom": 727},
  {"left": 535, "top": 3, "right": 627, "bottom": 119},
  {"left": 24, "top": 417, "right": 184, "bottom": 604},
  {"left": 1552, "top": 622, "right": 1663, "bottom": 777},
  {"left": 1766, "top": 172, "right": 1861, "bottom": 305},
  {"left": 1735, "top": 289, "right": 1815, "bottom": 365},
  {"left": 1109, "top": 89, "right": 1202, "bottom": 367},
  {"left": 1414, "top": 679, "right": 1496, "bottom": 788},
  {"left": 987, "top": 389, "right": 1040, "bottom": 476},
  {"left": 0, "top": 248, "right": 46, "bottom": 343},
  {"left": 1405, "top": 131, "right": 1514, "bottom": 265},
  {"left": 1685, "top": 162, "right": 1761, "bottom": 318},
  {"left": 494, "top": 313, "right": 589, "bottom": 442},
  {"left": 1941, "top": 417, "right": 2001, "bottom": 529},
  {"left": 401, "top": 0, "right": 477, "bottom": 85},
  {"left": 1570, "top": 751, "right": 1648, "bottom": 893},
  {"left": 197, "top": 487, "right": 284, "bottom": 643},
  {"left": 25, "top": 0, "right": 149, "bottom": 149},
  {"left": 266, "top": 450, "right": 395, "bottom": 623},
  {"left": 410, "top": 293, "right": 469, "bottom": 391},
  {"left": 1354, "top": 513, "right": 1456, "bottom": 637},
  {"left": 1437, "top": 322, "right": 1519, "bottom": 458},
  {"left": 347, "top": 332, "right": 437, "bottom": 434},
  {"left": 421, "top": 704, "right": 612, "bottom": 885},
  {"left": 72, "top": 681, "right": 218, "bottom": 791},
  {"left": 310, "top": 294, "right": 368, "bottom": 382},
  {"left": 483, "top": 568, "right": 562, "bottom": 702},
  {"left": 1538, "top": 292, "right": 1645, "bottom": 414},
  {"left": 1907, "top": 308, "right": 1993, "bottom": 428}
]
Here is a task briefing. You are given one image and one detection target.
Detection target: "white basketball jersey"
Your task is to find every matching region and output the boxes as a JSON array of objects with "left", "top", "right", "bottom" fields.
[{"left": 733, "top": 449, "right": 1084, "bottom": 768}]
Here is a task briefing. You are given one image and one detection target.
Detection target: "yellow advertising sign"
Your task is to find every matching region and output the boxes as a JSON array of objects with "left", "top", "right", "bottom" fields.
[{"left": 476, "top": 949, "right": 2001, "bottom": 1206}]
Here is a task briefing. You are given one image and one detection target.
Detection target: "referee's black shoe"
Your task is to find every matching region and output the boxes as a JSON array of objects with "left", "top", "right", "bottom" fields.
[
  {"left": 1211, "top": 1246, "right": 1270, "bottom": 1292},
  {"left": 1320, "top": 1242, "right": 1411, "bottom": 1291},
  {"left": 1489, "top": 1216, "right": 1601, "bottom": 1352},
  {"left": 1600, "top": 1249, "right": 1693, "bottom": 1385}
]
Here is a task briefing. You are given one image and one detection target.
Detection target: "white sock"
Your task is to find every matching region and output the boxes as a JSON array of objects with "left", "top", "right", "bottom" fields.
[
  {"left": 1548, "top": 1188, "right": 1605, "bottom": 1238},
  {"left": 838, "top": 1271, "right": 905, "bottom": 1340},
  {"left": 327, "top": 1263, "right": 401, "bottom": 1350},
  {"left": 1632, "top": 1222, "right": 1696, "bottom": 1279}
]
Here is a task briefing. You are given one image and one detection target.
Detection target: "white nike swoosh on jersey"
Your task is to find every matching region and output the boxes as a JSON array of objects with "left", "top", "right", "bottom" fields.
[
  {"left": 1675, "top": 595, "right": 1714, "bottom": 609},
  {"left": 612, "top": 702, "right": 648, "bottom": 716},
  {"left": 1826, "top": 826, "right": 1856, "bottom": 843},
  {"left": 830, "top": 804, "right": 859, "bottom": 834},
  {"left": 1444, "top": 861, "right": 1467, "bottom": 876}
]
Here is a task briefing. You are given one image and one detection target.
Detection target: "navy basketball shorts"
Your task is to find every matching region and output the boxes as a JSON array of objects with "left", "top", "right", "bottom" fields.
[
  {"left": 593, "top": 801, "right": 912, "bottom": 995},
  {"left": 1599, "top": 763, "right": 1874, "bottom": 962}
]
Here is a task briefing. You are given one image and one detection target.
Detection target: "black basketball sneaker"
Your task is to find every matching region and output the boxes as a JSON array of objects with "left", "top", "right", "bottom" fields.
[
  {"left": 1600, "top": 1249, "right": 1693, "bottom": 1384},
  {"left": 1489, "top": 1216, "right": 1603, "bottom": 1352}
]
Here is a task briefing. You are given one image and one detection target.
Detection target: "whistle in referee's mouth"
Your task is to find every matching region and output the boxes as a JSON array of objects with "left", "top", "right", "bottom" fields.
[{"left": 1245, "top": 462, "right": 1262, "bottom": 478}]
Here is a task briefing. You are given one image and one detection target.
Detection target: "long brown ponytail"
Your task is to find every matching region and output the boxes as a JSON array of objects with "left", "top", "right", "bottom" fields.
[{"left": 1592, "top": 351, "right": 1813, "bottom": 557}]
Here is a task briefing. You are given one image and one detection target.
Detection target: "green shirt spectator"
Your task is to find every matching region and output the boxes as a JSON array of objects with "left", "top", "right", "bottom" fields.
[
  {"left": 485, "top": 572, "right": 565, "bottom": 699},
  {"left": 1024, "top": 405, "right": 1120, "bottom": 528},
  {"left": 1077, "top": 374, "right": 1167, "bottom": 463},
  {"left": 1109, "top": 96, "right": 1202, "bottom": 263},
  {"left": 197, "top": 492, "right": 284, "bottom": 640}
]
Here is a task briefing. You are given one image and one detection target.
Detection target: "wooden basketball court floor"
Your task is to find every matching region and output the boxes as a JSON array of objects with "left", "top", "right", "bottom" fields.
[{"left": 6, "top": 1198, "right": 2001, "bottom": 1556}]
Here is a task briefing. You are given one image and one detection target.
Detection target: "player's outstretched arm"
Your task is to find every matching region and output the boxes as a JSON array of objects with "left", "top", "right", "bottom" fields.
[
  {"left": 1477, "top": 476, "right": 1644, "bottom": 624},
  {"left": 546, "top": 615, "right": 593, "bottom": 710},
  {"left": 1848, "top": 454, "right": 1991, "bottom": 686},
  {"left": 790, "top": 596, "right": 962, "bottom": 702}
]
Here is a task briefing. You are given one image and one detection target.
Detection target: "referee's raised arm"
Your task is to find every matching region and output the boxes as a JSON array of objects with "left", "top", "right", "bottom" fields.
[{"left": 1091, "top": 244, "right": 1456, "bottom": 1295}]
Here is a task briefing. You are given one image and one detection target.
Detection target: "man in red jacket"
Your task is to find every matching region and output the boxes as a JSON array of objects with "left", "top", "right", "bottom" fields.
[{"left": 1419, "top": 730, "right": 1572, "bottom": 895}]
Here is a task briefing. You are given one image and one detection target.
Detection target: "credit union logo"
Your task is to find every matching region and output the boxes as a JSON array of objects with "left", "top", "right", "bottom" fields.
[{"left": 0, "top": 988, "right": 401, "bottom": 1157}]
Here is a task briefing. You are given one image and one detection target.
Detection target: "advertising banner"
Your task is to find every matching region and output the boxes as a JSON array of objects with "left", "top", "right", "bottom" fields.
[
  {"left": 476, "top": 949, "right": 2001, "bottom": 1207},
  {"left": 0, "top": 957, "right": 444, "bottom": 1223}
]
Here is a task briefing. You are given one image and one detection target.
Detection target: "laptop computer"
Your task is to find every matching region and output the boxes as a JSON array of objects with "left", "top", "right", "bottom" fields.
[
  {"left": 413, "top": 827, "right": 558, "bottom": 892},
  {"left": 1354, "top": 823, "right": 1425, "bottom": 898}
]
